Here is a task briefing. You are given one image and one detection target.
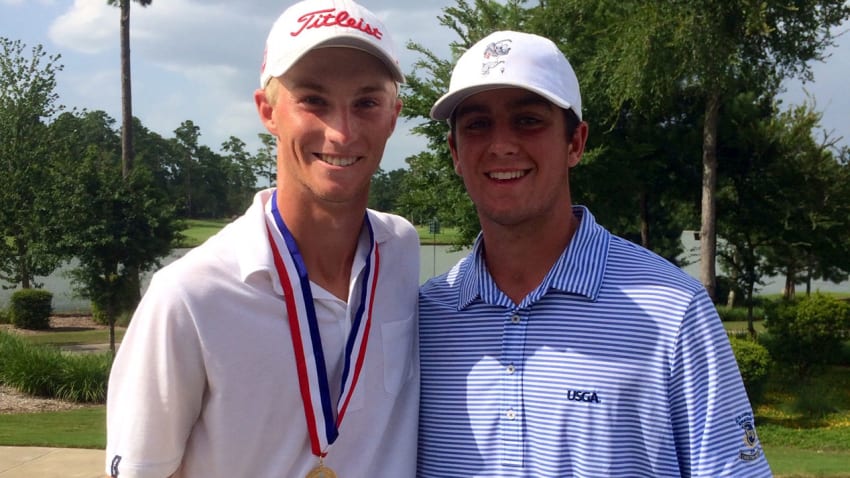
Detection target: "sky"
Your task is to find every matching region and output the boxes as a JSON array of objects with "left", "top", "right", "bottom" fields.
[{"left": 1, "top": 0, "right": 848, "bottom": 173}]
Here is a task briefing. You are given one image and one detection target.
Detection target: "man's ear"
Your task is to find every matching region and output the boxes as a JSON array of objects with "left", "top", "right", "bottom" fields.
[
  {"left": 448, "top": 132, "right": 462, "bottom": 176},
  {"left": 254, "top": 89, "right": 278, "bottom": 136},
  {"left": 388, "top": 97, "right": 403, "bottom": 134},
  {"left": 567, "top": 121, "right": 589, "bottom": 168}
]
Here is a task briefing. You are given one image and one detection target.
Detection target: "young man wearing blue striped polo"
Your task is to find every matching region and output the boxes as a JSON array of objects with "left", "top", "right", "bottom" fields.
[{"left": 418, "top": 30, "right": 772, "bottom": 477}]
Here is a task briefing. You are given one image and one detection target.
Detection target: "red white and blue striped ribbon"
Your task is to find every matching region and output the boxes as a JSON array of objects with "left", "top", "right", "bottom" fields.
[{"left": 265, "top": 191, "right": 379, "bottom": 458}]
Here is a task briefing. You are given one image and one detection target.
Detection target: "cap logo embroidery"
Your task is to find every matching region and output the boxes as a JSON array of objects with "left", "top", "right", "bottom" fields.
[
  {"left": 291, "top": 8, "right": 383, "bottom": 40},
  {"left": 481, "top": 39, "right": 512, "bottom": 75}
]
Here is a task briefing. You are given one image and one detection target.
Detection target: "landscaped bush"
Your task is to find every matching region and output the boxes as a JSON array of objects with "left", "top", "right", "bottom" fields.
[
  {"left": 764, "top": 294, "right": 850, "bottom": 376},
  {"left": 92, "top": 301, "right": 133, "bottom": 328},
  {"left": 57, "top": 352, "right": 111, "bottom": 403},
  {"left": 729, "top": 336, "right": 771, "bottom": 404},
  {"left": 0, "top": 331, "right": 64, "bottom": 397},
  {"left": 9, "top": 288, "right": 53, "bottom": 330},
  {"left": 0, "top": 307, "right": 9, "bottom": 324},
  {"left": 0, "top": 330, "right": 109, "bottom": 403}
]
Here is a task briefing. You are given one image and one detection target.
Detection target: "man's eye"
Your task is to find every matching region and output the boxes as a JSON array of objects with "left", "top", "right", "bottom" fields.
[
  {"left": 356, "top": 98, "right": 379, "bottom": 108},
  {"left": 517, "top": 116, "right": 541, "bottom": 126},
  {"left": 302, "top": 96, "right": 327, "bottom": 106},
  {"left": 465, "top": 119, "right": 490, "bottom": 130}
]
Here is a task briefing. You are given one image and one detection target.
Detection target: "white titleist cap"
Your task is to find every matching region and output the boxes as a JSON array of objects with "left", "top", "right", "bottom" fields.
[
  {"left": 260, "top": 0, "right": 404, "bottom": 88},
  {"left": 430, "top": 30, "right": 582, "bottom": 121}
]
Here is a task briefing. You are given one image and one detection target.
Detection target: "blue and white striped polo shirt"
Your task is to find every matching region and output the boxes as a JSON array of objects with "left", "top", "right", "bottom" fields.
[{"left": 418, "top": 206, "right": 771, "bottom": 477}]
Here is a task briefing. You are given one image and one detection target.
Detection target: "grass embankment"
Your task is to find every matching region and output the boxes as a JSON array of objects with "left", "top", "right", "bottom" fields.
[
  {"left": 0, "top": 408, "right": 105, "bottom": 449},
  {"left": 175, "top": 218, "right": 232, "bottom": 248},
  {"left": 177, "top": 219, "right": 463, "bottom": 247},
  {"left": 756, "top": 365, "right": 850, "bottom": 477}
]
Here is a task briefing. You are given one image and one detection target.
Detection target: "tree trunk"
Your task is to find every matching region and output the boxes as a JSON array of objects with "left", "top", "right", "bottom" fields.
[
  {"left": 119, "top": 0, "right": 142, "bottom": 311},
  {"left": 120, "top": 0, "right": 133, "bottom": 179},
  {"left": 639, "top": 190, "right": 650, "bottom": 249},
  {"left": 700, "top": 92, "right": 720, "bottom": 301},
  {"left": 746, "top": 281, "right": 756, "bottom": 338},
  {"left": 783, "top": 269, "right": 796, "bottom": 300},
  {"left": 18, "top": 240, "right": 30, "bottom": 289}
]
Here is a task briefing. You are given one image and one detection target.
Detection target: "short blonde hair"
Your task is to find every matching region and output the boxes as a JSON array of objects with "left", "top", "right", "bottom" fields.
[{"left": 263, "top": 77, "right": 282, "bottom": 105}]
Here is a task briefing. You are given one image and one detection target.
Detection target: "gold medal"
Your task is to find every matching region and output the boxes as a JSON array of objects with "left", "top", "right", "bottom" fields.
[{"left": 306, "top": 463, "right": 337, "bottom": 478}]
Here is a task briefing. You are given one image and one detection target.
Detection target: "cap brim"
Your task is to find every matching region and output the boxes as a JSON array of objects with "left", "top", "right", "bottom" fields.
[
  {"left": 264, "top": 35, "right": 404, "bottom": 85},
  {"left": 430, "top": 83, "right": 578, "bottom": 121}
]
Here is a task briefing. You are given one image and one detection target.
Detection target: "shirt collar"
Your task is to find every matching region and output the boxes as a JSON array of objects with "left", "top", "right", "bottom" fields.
[
  {"left": 457, "top": 205, "right": 609, "bottom": 310},
  {"left": 234, "top": 189, "right": 391, "bottom": 296}
]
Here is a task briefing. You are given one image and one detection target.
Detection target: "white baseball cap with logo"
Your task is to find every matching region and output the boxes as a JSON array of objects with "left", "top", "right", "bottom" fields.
[
  {"left": 260, "top": 0, "right": 405, "bottom": 88},
  {"left": 430, "top": 30, "right": 582, "bottom": 121}
]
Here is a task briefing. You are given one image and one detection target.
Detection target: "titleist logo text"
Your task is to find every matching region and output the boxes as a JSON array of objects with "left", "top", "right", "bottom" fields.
[{"left": 291, "top": 8, "right": 383, "bottom": 40}]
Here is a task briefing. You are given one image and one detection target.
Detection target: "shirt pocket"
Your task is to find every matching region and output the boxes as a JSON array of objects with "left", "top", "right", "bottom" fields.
[{"left": 381, "top": 313, "right": 415, "bottom": 395}]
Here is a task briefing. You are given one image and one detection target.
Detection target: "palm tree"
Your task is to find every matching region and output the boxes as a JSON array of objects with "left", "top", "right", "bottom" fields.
[{"left": 108, "top": 0, "right": 152, "bottom": 179}]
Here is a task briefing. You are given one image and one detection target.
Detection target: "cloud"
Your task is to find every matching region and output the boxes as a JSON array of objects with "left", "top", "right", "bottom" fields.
[
  {"left": 48, "top": 0, "right": 117, "bottom": 54},
  {"left": 1, "top": 0, "right": 56, "bottom": 5}
]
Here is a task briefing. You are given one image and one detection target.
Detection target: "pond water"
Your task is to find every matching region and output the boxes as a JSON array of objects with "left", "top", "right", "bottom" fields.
[
  {"left": 2, "top": 238, "right": 847, "bottom": 313},
  {"left": 0, "top": 246, "right": 471, "bottom": 313}
]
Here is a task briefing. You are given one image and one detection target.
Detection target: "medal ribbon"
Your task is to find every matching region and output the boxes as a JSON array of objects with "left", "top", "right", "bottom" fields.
[{"left": 265, "top": 191, "right": 379, "bottom": 458}]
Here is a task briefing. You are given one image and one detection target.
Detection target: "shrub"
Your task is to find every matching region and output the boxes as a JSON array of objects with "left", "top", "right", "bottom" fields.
[
  {"left": 57, "top": 352, "right": 111, "bottom": 403},
  {"left": 729, "top": 336, "right": 771, "bottom": 404},
  {"left": 0, "top": 307, "right": 9, "bottom": 324},
  {"left": 0, "top": 330, "right": 110, "bottom": 403},
  {"left": 9, "top": 288, "right": 53, "bottom": 330},
  {"left": 0, "top": 331, "right": 64, "bottom": 397},
  {"left": 764, "top": 294, "right": 850, "bottom": 376}
]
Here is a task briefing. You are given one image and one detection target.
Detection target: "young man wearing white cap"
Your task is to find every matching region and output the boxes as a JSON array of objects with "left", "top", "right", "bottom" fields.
[
  {"left": 105, "top": 1, "right": 419, "bottom": 476},
  {"left": 418, "top": 31, "right": 772, "bottom": 477}
]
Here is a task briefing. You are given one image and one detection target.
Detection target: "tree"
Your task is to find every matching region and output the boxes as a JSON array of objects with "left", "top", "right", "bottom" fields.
[
  {"left": 107, "top": 0, "right": 153, "bottom": 179},
  {"left": 254, "top": 133, "right": 277, "bottom": 189},
  {"left": 399, "top": 0, "right": 529, "bottom": 245},
  {"left": 0, "top": 38, "right": 64, "bottom": 289},
  {"left": 368, "top": 167, "right": 408, "bottom": 213},
  {"left": 52, "top": 113, "right": 178, "bottom": 351},
  {"left": 172, "top": 120, "right": 201, "bottom": 217},
  {"left": 716, "top": 95, "right": 850, "bottom": 334},
  {"left": 758, "top": 104, "right": 850, "bottom": 298},
  {"left": 221, "top": 136, "right": 259, "bottom": 214}
]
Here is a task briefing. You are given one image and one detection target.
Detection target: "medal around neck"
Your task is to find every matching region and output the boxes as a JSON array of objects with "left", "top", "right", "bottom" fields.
[
  {"left": 266, "top": 191, "right": 380, "bottom": 471},
  {"left": 306, "top": 461, "right": 337, "bottom": 478}
]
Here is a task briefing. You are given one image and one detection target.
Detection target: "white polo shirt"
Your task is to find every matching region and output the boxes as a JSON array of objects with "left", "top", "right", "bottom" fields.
[{"left": 106, "top": 189, "right": 420, "bottom": 477}]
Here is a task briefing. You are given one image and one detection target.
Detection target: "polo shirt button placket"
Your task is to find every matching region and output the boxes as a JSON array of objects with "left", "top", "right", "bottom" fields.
[{"left": 501, "top": 309, "right": 525, "bottom": 467}]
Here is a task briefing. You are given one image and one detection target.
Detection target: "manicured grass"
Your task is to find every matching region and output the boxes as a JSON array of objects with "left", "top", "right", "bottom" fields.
[
  {"left": 415, "top": 225, "right": 461, "bottom": 245},
  {"left": 175, "top": 218, "right": 232, "bottom": 248},
  {"left": 0, "top": 407, "right": 105, "bottom": 449},
  {"left": 176, "top": 219, "right": 462, "bottom": 247},
  {"left": 764, "top": 446, "right": 850, "bottom": 477},
  {"left": 723, "top": 320, "right": 768, "bottom": 334},
  {"left": 20, "top": 328, "right": 124, "bottom": 347}
]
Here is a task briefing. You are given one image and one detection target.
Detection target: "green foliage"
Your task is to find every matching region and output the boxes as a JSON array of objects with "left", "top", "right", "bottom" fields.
[
  {"left": 0, "top": 330, "right": 110, "bottom": 403},
  {"left": 56, "top": 352, "right": 111, "bottom": 403},
  {"left": 0, "top": 37, "right": 65, "bottom": 289},
  {"left": 89, "top": 301, "right": 131, "bottom": 327},
  {"left": 716, "top": 305, "right": 765, "bottom": 322},
  {"left": 764, "top": 294, "right": 850, "bottom": 376},
  {"left": 0, "top": 330, "right": 64, "bottom": 396},
  {"left": 369, "top": 167, "right": 408, "bottom": 213},
  {"left": 729, "top": 336, "right": 771, "bottom": 404},
  {"left": 51, "top": 138, "right": 179, "bottom": 334},
  {"left": 9, "top": 288, "right": 53, "bottom": 330},
  {"left": 0, "top": 307, "right": 9, "bottom": 324}
]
